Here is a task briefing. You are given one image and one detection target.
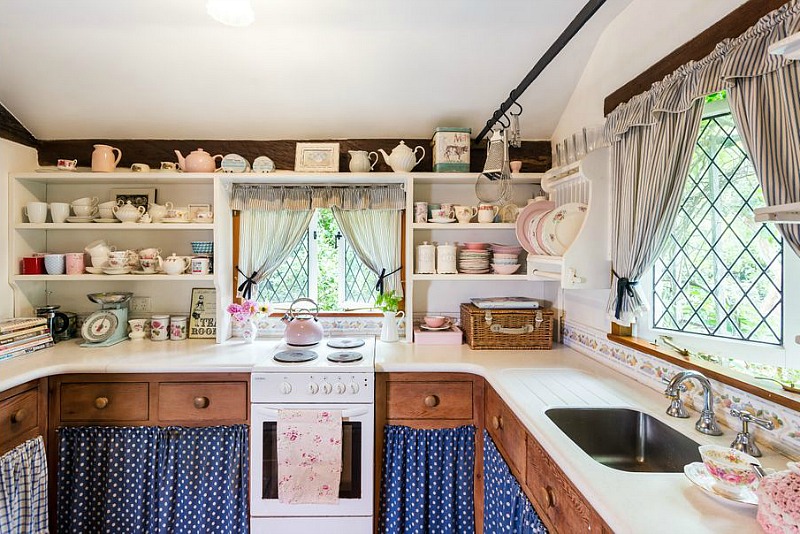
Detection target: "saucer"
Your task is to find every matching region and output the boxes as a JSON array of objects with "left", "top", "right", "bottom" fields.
[
  {"left": 85, "top": 267, "right": 105, "bottom": 274},
  {"left": 102, "top": 267, "right": 131, "bottom": 275},
  {"left": 66, "top": 216, "right": 94, "bottom": 223},
  {"left": 93, "top": 218, "right": 120, "bottom": 223},
  {"left": 131, "top": 270, "right": 158, "bottom": 275},
  {"left": 683, "top": 462, "right": 758, "bottom": 506},
  {"left": 161, "top": 218, "right": 189, "bottom": 223},
  {"left": 420, "top": 322, "right": 453, "bottom": 331},
  {"left": 428, "top": 218, "right": 456, "bottom": 224}
]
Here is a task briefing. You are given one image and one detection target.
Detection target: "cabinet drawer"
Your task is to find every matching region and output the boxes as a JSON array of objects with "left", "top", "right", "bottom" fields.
[
  {"left": 485, "top": 387, "right": 526, "bottom": 477},
  {"left": 0, "top": 389, "right": 39, "bottom": 447},
  {"left": 60, "top": 382, "right": 149, "bottom": 422},
  {"left": 158, "top": 382, "right": 247, "bottom": 422},
  {"left": 386, "top": 381, "right": 473, "bottom": 420},
  {"left": 526, "top": 434, "right": 601, "bottom": 533}
]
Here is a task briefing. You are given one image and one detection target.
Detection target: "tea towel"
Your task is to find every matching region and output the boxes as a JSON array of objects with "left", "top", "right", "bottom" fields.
[
  {"left": 277, "top": 409, "right": 342, "bottom": 504},
  {"left": 0, "top": 436, "right": 48, "bottom": 534}
]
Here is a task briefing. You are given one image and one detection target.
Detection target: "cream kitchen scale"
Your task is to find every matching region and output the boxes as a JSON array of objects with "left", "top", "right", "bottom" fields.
[{"left": 81, "top": 292, "right": 132, "bottom": 347}]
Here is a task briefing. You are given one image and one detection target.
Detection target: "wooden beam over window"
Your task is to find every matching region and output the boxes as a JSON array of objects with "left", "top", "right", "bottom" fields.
[{"left": 604, "top": 0, "right": 789, "bottom": 115}]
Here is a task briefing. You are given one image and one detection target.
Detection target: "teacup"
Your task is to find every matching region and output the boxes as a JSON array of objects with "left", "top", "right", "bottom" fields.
[
  {"left": 194, "top": 210, "right": 214, "bottom": 221},
  {"left": 139, "top": 257, "right": 162, "bottom": 273},
  {"left": 477, "top": 203, "right": 499, "bottom": 223},
  {"left": 439, "top": 204, "right": 455, "bottom": 219},
  {"left": 98, "top": 200, "right": 121, "bottom": 209},
  {"left": 72, "top": 196, "right": 98, "bottom": 206},
  {"left": 85, "top": 240, "right": 114, "bottom": 257},
  {"left": 108, "top": 257, "right": 128, "bottom": 269},
  {"left": 430, "top": 208, "right": 448, "bottom": 220},
  {"left": 57, "top": 158, "right": 78, "bottom": 171},
  {"left": 130, "top": 163, "right": 150, "bottom": 172},
  {"left": 139, "top": 247, "right": 162, "bottom": 259},
  {"left": 98, "top": 208, "right": 115, "bottom": 219},
  {"left": 90, "top": 255, "right": 108, "bottom": 268},
  {"left": 166, "top": 208, "right": 188, "bottom": 220},
  {"left": 160, "top": 162, "right": 178, "bottom": 171},
  {"left": 72, "top": 205, "right": 97, "bottom": 217},
  {"left": 50, "top": 202, "right": 70, "bottom": 223},
  {"left": 147, "top": 202, "right": 173, "bottom": 223},
  {"left": 423, "top": 316, "right": 448, "bottom": 328},
  {"left": 128, "top": 318, "right": 147, "bottom": 333},
  {"left": 454, "top": 205, "right": 477, "bottom": 223},
  {"left": 24, "top": 202, "right": 48, "bottom": 224}
]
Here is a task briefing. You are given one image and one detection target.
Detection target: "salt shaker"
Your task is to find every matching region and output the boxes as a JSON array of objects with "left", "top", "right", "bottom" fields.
[
  {"left": 416, "top": 241, "right": 436, "bottom": 274},
  {"left": 436, "top": 242, "right": 458, "bottom": 274}
]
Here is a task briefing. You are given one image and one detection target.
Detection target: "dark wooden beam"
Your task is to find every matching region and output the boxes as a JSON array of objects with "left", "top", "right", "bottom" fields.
[
  {"left": 0, "top": 102, "right": 38, "bottom": 148},
  {"left": 604, "top": 0, "right": 789, "bottom": 115},
  {"left": 37, "top": 139, "right": 552, "bottom": 173}
]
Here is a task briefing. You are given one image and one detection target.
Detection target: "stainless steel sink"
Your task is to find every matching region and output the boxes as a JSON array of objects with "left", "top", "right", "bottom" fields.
[{"left": 545, "top": 407, "right": 701, "bottom": 473}]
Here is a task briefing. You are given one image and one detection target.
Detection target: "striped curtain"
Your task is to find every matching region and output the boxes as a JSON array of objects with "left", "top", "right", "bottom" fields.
[{"left": 722, "top": 1, "right": 800, "bottom": 255}]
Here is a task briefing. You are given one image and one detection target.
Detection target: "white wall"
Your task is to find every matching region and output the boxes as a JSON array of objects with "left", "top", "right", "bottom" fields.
[
  {"left": 553, "top": 0, "right": 748, "bottom": 331},
  {"left": 0, "top": 138, "right": 38, "bottom": 317}
]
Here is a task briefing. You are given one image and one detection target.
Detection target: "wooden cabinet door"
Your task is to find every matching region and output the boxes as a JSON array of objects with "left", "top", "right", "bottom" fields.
[
  {"left": 0, "top": 380, "right": 46, "bottom": 455},
  {"left": 484, "top": 385, "right": 526, "bottom": 479}
]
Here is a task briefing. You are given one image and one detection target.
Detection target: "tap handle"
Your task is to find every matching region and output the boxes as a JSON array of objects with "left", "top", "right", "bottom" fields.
[
  {"left": 661, "top": 375, "right": 687, "bottom": 393},
  {"left": 730, "top": 408, "right": 775, "bottom": 430}
]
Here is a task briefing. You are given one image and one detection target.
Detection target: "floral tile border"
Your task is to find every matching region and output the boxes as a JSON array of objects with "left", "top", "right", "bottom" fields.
[
  {"left": 563, "top": 320, "right": 800, "bottom": 459},
  {"left": 231, "top": 315, "right": 405, "bottom": 339}
]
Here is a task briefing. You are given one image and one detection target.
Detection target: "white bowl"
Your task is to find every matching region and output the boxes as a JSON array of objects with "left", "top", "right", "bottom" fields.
[{"left": 492, "top": 263, "right": 521, "bottom": 275}]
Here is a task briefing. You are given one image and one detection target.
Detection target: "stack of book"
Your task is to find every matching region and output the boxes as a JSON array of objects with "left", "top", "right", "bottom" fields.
[{"left": 0, "top": 317, "right": 54, "bottom": 361}]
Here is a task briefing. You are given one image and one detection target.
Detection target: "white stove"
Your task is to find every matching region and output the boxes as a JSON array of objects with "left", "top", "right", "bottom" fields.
[{"left": 250, "top": 336, "right": 375, "bottom": 532}]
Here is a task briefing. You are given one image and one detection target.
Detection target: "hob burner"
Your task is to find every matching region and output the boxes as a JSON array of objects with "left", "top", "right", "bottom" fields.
[
  {"left": 327, "top": 351, "right": 364, "bottom": 363},
  {"left": 274, "top": 349, "right": 318, "bottom": 363},
  {"left": 327, "top": 338, "right": 365, "bottom": 349}
]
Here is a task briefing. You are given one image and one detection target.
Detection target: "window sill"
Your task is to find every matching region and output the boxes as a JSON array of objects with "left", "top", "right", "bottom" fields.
[{"left": 607, "top": 334, "right": 800, "bottom": 412}]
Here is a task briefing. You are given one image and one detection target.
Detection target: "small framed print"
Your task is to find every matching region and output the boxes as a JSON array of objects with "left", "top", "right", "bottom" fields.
[
  {"left": 294, "top": 142, "right": 340, "bottom": 172},
  {"left": 189, "top": 288, "right": 217, "bottom": 339},
  {"left": 111, "top": 188, "right": 157, "bottom": 210}
]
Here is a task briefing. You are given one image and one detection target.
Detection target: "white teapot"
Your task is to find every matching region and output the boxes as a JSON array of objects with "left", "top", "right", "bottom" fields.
[
  {"left": 162, "top": 253, "right": 190, "bottom": 275},
  {"left": 113, "top": 201, "right": 146, "bottom": 223},
  {"left": 378, "top": 141, "right": 425, "bottom": 173}
]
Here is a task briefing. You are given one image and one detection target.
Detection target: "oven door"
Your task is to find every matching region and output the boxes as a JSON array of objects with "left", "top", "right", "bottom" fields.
[{"left": 250, "top": 403, "right": 374, "bottom": 517}]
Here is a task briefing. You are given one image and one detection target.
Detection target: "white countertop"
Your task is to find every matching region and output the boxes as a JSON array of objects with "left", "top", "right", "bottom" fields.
[{"left": 1, "top": 337, "right": 790, "bottom": 533}]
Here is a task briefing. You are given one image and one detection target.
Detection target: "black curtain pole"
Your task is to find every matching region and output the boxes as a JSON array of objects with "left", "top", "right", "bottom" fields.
[{"left": 474, "top": 0, "right": 608, "bottom": 144}]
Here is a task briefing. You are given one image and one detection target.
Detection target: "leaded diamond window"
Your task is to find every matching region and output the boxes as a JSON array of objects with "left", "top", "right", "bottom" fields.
[{"left": 653, "top": 107, "right": 783, "bottom": 345}]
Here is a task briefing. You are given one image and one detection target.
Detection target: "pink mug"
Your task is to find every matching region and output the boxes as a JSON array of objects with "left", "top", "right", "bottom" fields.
[{"left": 65, "top": 252, "right": 85, "bottom": 275}]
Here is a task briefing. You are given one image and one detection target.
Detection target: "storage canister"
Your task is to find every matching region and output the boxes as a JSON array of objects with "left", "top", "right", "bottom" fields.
[
  {"left": 169, "top": 316, "right": 188, "bottom": 341},
  {"left": 436, "top": 242, "right": 458, "bottom": 274},
  {"left": 416, "top": 241, "right": 436, "bottom": 274},
  {"left": 432, "top": 127, "right": 471, "bottom": 173},
  {"left": 151, "top": 315, "right": 170, "bottom": 341}
]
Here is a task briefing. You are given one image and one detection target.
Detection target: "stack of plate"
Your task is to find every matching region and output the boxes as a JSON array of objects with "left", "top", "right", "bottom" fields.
[
  {"left": 458, "top": 244, "right": 490, "bottom": 274},
  {"left": 529, "top": 203, "right": 588, "bottom": 256},
  {"left": 490, "top": 244, "right": 523, "bottom": 275}
]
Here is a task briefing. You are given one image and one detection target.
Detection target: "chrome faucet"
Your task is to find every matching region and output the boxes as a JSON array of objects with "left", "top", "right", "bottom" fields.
[
  {"left": 664, "top": 370, "right": 723, "bottom": 436},
  {"left": 729, "top": 408, "right": 775, "bottom": 457}
]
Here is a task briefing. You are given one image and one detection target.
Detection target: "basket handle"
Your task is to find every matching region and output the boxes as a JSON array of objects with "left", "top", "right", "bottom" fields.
[{"left": 490, "top": 323, "right": 534, "bottom": 335}]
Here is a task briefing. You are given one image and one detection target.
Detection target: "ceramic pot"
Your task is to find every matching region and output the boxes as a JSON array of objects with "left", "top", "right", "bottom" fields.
[{"left": 91, "top": 144, "right": 122, "bottom": 172}]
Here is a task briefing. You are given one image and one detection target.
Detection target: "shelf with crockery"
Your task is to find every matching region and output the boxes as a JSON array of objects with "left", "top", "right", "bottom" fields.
[
  {"left": 412, "top": 274, "right": 528, "bottom": 281},
  {"left": 14, "top": 223, "right": 215, "bottom": 230},
  {"left": 11, "top": 274, "right": 214, "bottom": 282},
  {"left": 411, "top": 222, "right": 517, "bottom": 230}
]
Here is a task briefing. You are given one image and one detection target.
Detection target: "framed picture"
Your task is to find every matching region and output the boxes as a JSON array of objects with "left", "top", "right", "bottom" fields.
[
  {"left": 111, "top": 188, "right": 157, "bottom": 210},
  {"left": 189, "top": 288, "right": 217, "bottom": 339},
  {"left": 294, "top": 142, "right": 340, "bottom": 172}
]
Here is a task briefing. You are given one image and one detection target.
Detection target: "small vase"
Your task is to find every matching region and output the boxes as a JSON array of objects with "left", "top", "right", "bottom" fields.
[
  {"left": 242, "top": 318, "right": 258, "bottom": 343},
  {"left": 380, "top": 311, "right": 405, "bottom": 343}
]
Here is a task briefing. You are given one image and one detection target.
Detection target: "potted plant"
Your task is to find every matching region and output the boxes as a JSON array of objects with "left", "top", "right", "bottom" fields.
[{"left": 375, "top": 290, "right": 404, "bottom": 342}]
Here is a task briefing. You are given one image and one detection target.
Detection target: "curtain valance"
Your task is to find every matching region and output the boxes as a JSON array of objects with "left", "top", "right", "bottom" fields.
[{"left": 229, "top": 184, "right": 405, "bottom": 211}]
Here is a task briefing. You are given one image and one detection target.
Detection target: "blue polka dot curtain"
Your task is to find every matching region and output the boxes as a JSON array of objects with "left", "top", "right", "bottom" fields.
[
  {"left": 379, "top": 425, "right": 476, "bottom": 534},
  {"left": 57, "top": 425, "right": 249, "bottom": 533},
  {"left": 483, "top": 430, "right": 547, "bottom": 533}
]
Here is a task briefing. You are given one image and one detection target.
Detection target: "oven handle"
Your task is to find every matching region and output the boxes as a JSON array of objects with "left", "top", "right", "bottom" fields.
[{"left": 256, "top": 406, "right": 370, "bottom": 419}]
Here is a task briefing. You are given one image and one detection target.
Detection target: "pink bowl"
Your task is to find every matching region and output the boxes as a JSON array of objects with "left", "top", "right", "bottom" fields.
[
  {"left": 492, "top": 263, "right": 521, "bottom": 275},
  {"left": 464, "top": 242, "right": 489, "bottom": 250},
  {"left": 423, "top": 316, "right": 447, "bottom": 328}
]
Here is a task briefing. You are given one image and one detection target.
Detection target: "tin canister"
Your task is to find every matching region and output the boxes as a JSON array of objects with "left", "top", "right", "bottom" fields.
[{"left": 432, "top": 127, "right": 471, "bottom": 173}]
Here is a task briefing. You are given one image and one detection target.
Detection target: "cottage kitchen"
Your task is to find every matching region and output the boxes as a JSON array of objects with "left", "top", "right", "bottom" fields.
[{"left": 2, "top": 1, "right": 800, "bottom": 533}]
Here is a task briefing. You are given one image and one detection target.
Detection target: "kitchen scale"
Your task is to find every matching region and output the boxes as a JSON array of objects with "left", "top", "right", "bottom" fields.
[{"left": 80, "top": 292, "right": 132, "bottom": 347}]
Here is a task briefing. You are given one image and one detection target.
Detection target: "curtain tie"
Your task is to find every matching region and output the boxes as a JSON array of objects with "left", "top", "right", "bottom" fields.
[
  {"left": 612, "top": 270, "right": 638, "bottom": 320},
  {"left": 375, "top": 266, "right": 402, "bottom": 295},
  {"left": 236, "top": 266, "right": 259, "bottom": 300}
]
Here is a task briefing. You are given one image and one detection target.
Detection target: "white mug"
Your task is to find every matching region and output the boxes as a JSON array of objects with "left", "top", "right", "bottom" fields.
[
  {"left": 24, "top": 202, "right": 48, "bottom": 223},
  {"left": 477, "top": 203, "right": 499, "bottom": 223},
  {"left": 50, "top": 202, "right": 70, "bottom": 223},
  {"left": 191, "top": 257, "right": 210, "bottom": 275}
]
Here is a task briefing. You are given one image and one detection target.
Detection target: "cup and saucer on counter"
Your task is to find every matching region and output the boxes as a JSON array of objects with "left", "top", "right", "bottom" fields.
[{"left": 420, "top": 316, "right": 452, "bottom": 331}]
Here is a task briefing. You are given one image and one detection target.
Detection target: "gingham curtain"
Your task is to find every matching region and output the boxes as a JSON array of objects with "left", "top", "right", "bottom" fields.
[
  {"left": 0, "top": 436, "right": 48, "bottom": 534},
  {"left": 722, "top": 0, "right": 800, "bottom": 255}
]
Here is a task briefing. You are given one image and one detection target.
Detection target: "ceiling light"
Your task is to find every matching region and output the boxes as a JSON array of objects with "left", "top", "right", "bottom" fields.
[{"left": 206, "top": 0, "right": 254, "bottom": 27}]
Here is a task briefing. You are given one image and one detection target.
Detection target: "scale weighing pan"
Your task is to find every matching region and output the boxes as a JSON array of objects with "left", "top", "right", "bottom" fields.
[{"left": 87, "top": 292, "right": 133, "bottom": 308}]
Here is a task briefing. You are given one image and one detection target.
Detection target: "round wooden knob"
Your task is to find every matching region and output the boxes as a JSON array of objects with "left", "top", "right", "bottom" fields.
[
  {"left": 491, "top": 415, "right": 500, "bottom": 430},
  {"left": 193, "top": 396, "right": 210, "bottom": 409},
  {"left": 423, "top": 395, "right": 439, "bottom": 408},
  {"left": 10, "top": 408, "right": 26, "bottom": 424},
  {"left": 543, "top": 486, "right": 556, "bottom": 508},
  {"left": 94, "top": 397, "right": 109, "bottom": 410}
]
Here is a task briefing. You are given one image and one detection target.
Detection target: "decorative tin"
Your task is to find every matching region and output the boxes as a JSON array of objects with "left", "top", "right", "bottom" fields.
[{"left": 432, "top": 127, "right": 471, "bottom": 173}]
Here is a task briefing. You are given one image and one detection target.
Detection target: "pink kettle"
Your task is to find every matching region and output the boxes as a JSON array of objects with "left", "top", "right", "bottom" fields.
[{"left": 282, "top": 298, "right": 324, "bottom": 346}]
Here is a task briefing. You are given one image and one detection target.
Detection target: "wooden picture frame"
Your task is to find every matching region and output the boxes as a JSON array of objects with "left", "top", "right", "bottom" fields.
[
  {"left": 189, "top": 288, "right": 217, "bottom": 339},
  {"left": 110, "top": 188, "right": 157, "bottom": 211},
  {"left": 294, "top": 142, "right": 340, "bottom": 172}
]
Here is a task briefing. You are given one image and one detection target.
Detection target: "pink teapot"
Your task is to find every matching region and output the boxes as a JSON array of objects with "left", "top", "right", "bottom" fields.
[
  {"left": 174, "top": 148, "right": 223, "bottom": 173},
  {"left": 282, "top": 298, "right": 324, "bottom": 347}
]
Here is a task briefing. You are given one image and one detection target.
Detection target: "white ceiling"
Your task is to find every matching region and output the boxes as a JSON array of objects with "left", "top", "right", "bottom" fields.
[{"left": 0, "top": 0, "right": 630, "bottom": 141}]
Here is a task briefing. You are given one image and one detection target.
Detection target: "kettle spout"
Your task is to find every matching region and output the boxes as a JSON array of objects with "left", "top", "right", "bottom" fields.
[{"left": 174, "top": 150, "right": 186, "bottom": 170}]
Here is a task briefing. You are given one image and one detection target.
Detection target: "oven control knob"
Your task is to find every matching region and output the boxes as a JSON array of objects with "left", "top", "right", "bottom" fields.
[
  {"left": 308, "top": 382, "right": 319, "bottom": 394},
  {"left": 279, "top": 382, "right": 292, "bottom": 394},
  {"left": 335, "top": 381, "right": 346, "bottom": 394},
  {"left": 322, "top": 382, "right": 333, "bottom": 394},
  {"left": 349, "top": 382, "right": 359, "bottom": 394}
]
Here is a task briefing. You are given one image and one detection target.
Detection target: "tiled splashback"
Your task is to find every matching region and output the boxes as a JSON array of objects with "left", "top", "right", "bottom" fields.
[
  {"left": 231, "top": 315, "right": 405, "bottom": 338},
  {"left": 563, "top": 320, "right": 800, "bottom": 459}
]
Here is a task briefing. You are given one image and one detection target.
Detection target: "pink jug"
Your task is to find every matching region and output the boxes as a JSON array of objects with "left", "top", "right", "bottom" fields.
[{"left": 91, "top": 144, "right": 122, "bottom": 172}]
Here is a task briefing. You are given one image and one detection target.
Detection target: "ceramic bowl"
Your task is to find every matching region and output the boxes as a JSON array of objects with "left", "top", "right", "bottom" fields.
[
  {"left": 423, "top": 316, "right": 447, "bottom": 328},
  {"left": 463, "top": 242, "right": 489, "bottom": 250},
  {"left": 699, "top": 445, "right": 760, "bottom": 491},
  {"left": 492, "top": 263, "right": 521, "bottom": 275}
]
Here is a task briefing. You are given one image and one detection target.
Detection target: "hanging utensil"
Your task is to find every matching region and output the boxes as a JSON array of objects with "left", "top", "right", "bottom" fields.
[
  {"left": 509, "top": 101, "right": 523, "bottom": 148},
  {"left": 476, "top": 129, "right": 512, "bottom": 203}
]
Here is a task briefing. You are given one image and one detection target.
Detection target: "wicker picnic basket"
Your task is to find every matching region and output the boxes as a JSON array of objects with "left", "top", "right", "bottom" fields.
[{"left": 460, "top": 303, "right": 554, "bottom": 350}]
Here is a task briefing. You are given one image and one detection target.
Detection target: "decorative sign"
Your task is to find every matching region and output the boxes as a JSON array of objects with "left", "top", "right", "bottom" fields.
[{"left": 189, "top": 288, "right": 217, "bottom": 339}]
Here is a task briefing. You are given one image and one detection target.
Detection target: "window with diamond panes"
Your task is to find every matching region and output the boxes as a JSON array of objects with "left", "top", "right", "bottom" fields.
[
  {"left": 257, "top": 209, "right": 376, "bottom": 311},
  {"left": 652, "top": 107, "right": 783, "bottom": 345}
]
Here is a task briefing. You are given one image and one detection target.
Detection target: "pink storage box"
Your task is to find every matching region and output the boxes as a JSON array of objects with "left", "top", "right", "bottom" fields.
[{"left": 413, "top": 325, "right": 463, "bottom": 345}]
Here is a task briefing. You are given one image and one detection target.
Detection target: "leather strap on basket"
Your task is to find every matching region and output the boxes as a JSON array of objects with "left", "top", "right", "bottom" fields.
[{"left": 484, "top": 309, "right": 543, "bottom": 335}]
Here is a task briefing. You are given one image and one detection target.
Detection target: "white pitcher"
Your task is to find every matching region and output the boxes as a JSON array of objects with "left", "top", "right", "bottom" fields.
[
  {"left": 348, "top": 150, "right": 379, "bottom": 172},
  {"left": 380, "top": 311, "right": 405, "bottom": 343}
]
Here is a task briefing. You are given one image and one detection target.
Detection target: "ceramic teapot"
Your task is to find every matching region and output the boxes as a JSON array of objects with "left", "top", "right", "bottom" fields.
[
  {"left": 162, "top": 253, "right": 190, "bottom": 275},
  {"left": 281, "top": 297, "right": 324, "bottom": 346},
  {"left": 174, "top": 148, "right": 223, "bottom": 173},
  {"left": 378, "top": 141, "right": 425, "bottom": 173},
  {"left": 112, "top": 201, "right": 146, "bottom": 223}
]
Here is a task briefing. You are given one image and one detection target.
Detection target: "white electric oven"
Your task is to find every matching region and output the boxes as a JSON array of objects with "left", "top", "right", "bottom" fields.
[{"left": 250, "top": 338, "right": 375, "bottom": 533}]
